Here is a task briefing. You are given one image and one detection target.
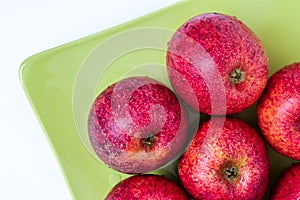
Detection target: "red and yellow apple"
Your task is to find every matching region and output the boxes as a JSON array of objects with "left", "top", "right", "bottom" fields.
[
  {"left": 167, "top": 13, "right": 268, "bottom": 115},
  {"left": 271, "top": 162, "right": 300, "bottom": 200},
  {"left": 257, "top": 62, "right": 300, "bottom": 160},
  {"left": 88, "top": 76, "right": 189, "bottom": 174},
  {"left": 105, "top": 174, "right": 190, "bottom": 200},
  {"left": 178, "top": 117, "right": 270, "bottom": 200}
]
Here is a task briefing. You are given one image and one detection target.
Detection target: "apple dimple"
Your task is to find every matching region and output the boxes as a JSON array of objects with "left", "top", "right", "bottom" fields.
[
  {"left": 223, "top": 166, "right": 239, "bottom": 181},
  {"left": 229, "top": 68, "right": 245, "bottom": 84},
  {"left": 142, "top": 135, "right": 156, "bottom": 148}
]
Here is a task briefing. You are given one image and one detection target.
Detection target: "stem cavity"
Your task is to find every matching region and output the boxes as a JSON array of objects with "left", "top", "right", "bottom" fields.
[
  {"left": 143, "top": 135, "right": 156, "bottom": 147},
  {"left": 224, "top": 166, "right": 239, "bottom": 181},
  {"left": 230, "top": 68, "right": 245, "bottom": 84}
]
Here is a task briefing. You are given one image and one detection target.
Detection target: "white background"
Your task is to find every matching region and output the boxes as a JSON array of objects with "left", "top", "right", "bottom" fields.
[{"left": 0, "top": 1, "right": 180, "bottom": 199}]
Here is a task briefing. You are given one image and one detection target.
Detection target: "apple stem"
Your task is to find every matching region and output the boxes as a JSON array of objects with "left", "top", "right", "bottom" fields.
[
  {"left": 230, "top": 68, "right": 245, "bottom": 84},
  {"left": 143, "top": 135, "right": 156, "bottom": 147},
  {"left": 224, "top": 166, "right": 239, "bottom": 181}
]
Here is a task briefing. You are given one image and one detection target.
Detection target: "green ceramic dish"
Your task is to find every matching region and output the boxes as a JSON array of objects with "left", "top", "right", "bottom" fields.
[{"left": 20, "top": 0, "right": 299, "bottom": 199}]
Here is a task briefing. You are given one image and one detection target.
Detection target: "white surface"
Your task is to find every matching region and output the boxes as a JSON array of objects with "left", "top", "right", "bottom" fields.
[{"left": 0, "top": 1, "right": 180, "bottom": 199}]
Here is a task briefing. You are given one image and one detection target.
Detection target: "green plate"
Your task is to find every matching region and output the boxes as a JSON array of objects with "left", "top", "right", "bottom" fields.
[{"left": 20, "top": 0, "right": 299, "bottom": 199}]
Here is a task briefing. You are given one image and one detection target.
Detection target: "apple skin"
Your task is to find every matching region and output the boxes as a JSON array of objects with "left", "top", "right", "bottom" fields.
[
  {"left": 178, "top": 117, "right": 270, "bottom": 200},
  {"left": 88, "top": 76, "right": 189, "bottom": 174},
  {"left": 257, "top": 62, "right": 300, "bottom": 160},
  {"left": 166, "top": 13, "right": 268, "bottom": 115},
  {"left": 105, "top": 174, "right": 190, "bottom": 200},
  {"left": 271, "top": 162, "right": 300, "bottom": 200}
]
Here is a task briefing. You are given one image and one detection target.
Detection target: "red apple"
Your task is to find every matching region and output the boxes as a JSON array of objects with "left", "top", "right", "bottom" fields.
[
  {"left": 166, "top": 13, "right": 268, "bottom": 115},
  {"left": 257, "top": 62, "right": 300, "bottom": 160},
  {"left": 178, "top": 117, "right": 270, "bottom": 200},
  {"left": 88, "top": 76, "right": 189, "bottom": 174},
  {"left": 271, "top": 162, "right": 300, "bottom": 200},
  {"left": 105, "top": 174, "right": 190, "bottom": 200}
]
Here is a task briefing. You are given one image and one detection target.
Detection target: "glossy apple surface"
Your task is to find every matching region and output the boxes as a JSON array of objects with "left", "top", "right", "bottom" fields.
[
  {"left": 271, "top": 162, "right": 300, "bottom": 200},
  {"left": 167, "top": 13, "right": 268, "bottom": 115},
  {"left": 257, "top": 62, "right": 300, "bottom": 160},
  {"left": 178, "top": 117, "right": 270, "bottom": 200},
  {"left": 105, "top": 174, "right": 190, "bottom": 200},
  {"left": 88, "top": 76, "right": 189, "bottom": 174}
]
